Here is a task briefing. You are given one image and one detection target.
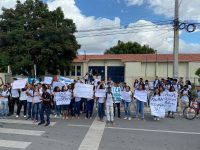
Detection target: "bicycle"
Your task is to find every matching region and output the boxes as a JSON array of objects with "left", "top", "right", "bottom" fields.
[{"left": 183, "top": 101, "right": 199, "bottom": 120}]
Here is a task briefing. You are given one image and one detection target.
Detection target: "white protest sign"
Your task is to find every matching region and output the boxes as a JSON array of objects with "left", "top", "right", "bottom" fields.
[
  {"left": 134, "top": 90, "right": 147, "bottom": 102},
  {"left": 164, "top": 91, "right": 178, "bottom": 112},
  {"left": 150, "top": 96, "right": 165, "bottom": 118},
  {"left": 95, "top": 89, "right": 105, "bottom": 98},
  {"left": 55, "top": 92, "right": 71, "bottom": 105},
  {"left": 74, "top": 83, "right": 94, "bottom": 99},
  {"left": 12, "top": 80, "right": 26, "bottom": 89},
  {"left": 52, "top": 81, "right": 65, "bottom": 90},
  {"left": 44, "top": 77, "right": 53, "bottom": 84}
]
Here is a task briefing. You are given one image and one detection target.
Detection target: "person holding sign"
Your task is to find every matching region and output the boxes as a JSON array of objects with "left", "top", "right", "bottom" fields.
[
  {"left": 61, "top": 85, "right": 72, "bottom": 119},
  {"left": 122, "top": 86, "right": 133, "bottom": 121},
  {"left": 10, "top": 87, "right": 20, "bottom": 116},
  {"left": 105, "top": 87, "right": 115, "bottom": 125},
  {"left": 135, "top": 84, "right": 147, "bottom": 120},
  {"left": 167, "top": 86, "right": 178, "bottom": 118},
  {"left": 112, "top": 82, "right": 122, "bottom": 118},
  {"left": 85, "top": 87, "right": 95, "bottom": 119},
  {"left": 96, "top": 84, "right": 106, "bottom": 121},
  {"left": 32, "top": 85, "right": 42, "bottom": 122},
  {"left": 53, "top": 86, "right": 61, "bottom": 117},
  {"left": 150, "top": 88, "right": 162, "bottom": 121},
  {"left": 38, "top": 85, "right": 52, "bottom": 126}
]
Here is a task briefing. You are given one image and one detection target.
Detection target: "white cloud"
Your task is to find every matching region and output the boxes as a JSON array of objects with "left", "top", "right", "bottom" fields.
[
  {"left": 125, "top": 0, "right": 144, "bottom": 6},
  {"left": 0, "top": 0, "right": 200, "bottom": 54},
  {"left": 0, "top": 0, "right": 26, "bottom": 14}
]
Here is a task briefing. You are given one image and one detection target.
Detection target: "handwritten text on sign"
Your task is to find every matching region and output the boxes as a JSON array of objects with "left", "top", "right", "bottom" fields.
[
  {"left": 55, "top": 92, "right": 71, "bottom": 105},
  {"left": 163, "top": 92, "right": 178, "bottom": 112},
  {"left": 74, "top": 83, "right": 94, "bottom": 99},
  {"left": 150, "top": 96, "right": 165, "bottom": 118}
]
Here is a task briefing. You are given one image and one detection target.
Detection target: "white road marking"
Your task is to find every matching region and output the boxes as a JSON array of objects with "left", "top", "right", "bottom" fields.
[
  {"left": 106, "top": 127, "right": 200, "bottom": 135},
  {"left": 0, "top": 119, "right": 56, "bottom": 126},
  {"left": 68, "top": 124, "right": 90, "bottom": 128},
  {"left": 78, "top": 118, "right": 106, "bottom": 150},
  {"left": 0, "top": 128, "right": 45, "bottom": 136},
  {"left": 0, "top": 140, "right": 31, "bottom": 149},
  {"left": 68, "top": 124, "right": 200, "bottom": 135}
]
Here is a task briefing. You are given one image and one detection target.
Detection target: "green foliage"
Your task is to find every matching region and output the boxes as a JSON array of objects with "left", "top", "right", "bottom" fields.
[
  {"left": 195, "top": 68, "right": 200, "bottom": 83},
  {"left": 104, "top": 40, "right": 156, "bottom": 54},
  {"left": 0, "top": 0, "right": 80, "bottom": 75}
]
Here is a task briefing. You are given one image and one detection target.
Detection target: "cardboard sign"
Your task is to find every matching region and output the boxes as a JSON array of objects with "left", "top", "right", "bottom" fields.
[
  {"left": 74, "top": 83, "right": 94, "bottom": 99},
  {"left": 134, "top": 90, "right": 147, "bottom": 102},
  {"left": 112, "top": 87, "right": 121, "bottom": 102},
  {"left": 12, "top": 80, "right": 26, "bottom": 89},
  {"left": 150, "top": 96, "right": 165, "bottom": 118},
  {"left": 55, "top": 92, "right": 71, "bottom": 105},
  {"left": 95, "top": 89, "right": 106, "bottom": 98},
  {"left": 44, "top": 77, "right": 53, "bottom": 85}
]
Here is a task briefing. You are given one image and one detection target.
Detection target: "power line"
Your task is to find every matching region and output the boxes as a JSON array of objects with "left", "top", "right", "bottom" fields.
[{"left": 178, "top": 0, "right": 183, "bottom": 8}]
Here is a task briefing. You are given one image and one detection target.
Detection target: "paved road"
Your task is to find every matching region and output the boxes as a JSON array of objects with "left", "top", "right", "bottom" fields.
[{"left": 0, "top": 113, "right": 200, "bottom": 150}]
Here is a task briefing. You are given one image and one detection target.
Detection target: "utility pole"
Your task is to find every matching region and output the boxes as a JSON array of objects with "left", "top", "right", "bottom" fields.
[{"left": 173, "top": 0, "right": 179, "bottom": 79}]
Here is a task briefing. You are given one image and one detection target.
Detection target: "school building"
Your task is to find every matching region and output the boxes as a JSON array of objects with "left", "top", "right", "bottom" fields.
[{"left": 64, "top": 54, "right": 200, "bottom": 85}]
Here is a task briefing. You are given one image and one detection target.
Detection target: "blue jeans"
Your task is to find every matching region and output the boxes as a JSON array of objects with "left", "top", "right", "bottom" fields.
[
  {"left": 27, "top": 102, "right": 32, "bottom": 119},
  {"left": 40, "top": 104, "right": 50, "bottom": 123},
  {"left": 75, "top": 101, "right": 81, "bottom": 116},
  {"left": 98, "top": 102, "right": 104, "bottom": 120},
  {"left": 124, "top": 102, "right": 131, "bottom": 117},
  {"left": 0, "top": 101, "right": 8, "bottom": 117},
  {"left": 54, "top": 101, "right": 61, "bottom": 116},
  {"left": 136, "top": 99, "right": 144, "bottom": 119},
  {"left": 32, "top": 102, "right": 41, "bottom": 121},
  {"left": 86, "top": 99, "right": 94, "bottom": 118}
]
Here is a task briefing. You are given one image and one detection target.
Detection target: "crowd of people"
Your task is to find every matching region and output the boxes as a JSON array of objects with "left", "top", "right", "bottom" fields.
[{"left": 0, "top": 75, "right": 200, "bottom": 127}]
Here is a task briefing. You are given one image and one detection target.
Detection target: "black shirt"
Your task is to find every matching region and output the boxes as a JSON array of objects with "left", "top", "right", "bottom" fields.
[{"left": 42, "top": 91, "right": 51, "bottom": 106}]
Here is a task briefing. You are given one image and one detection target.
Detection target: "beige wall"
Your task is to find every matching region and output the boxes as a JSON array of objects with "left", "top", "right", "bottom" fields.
[{"left": 68, "top": 60, "right": 200, "bottom": 85}]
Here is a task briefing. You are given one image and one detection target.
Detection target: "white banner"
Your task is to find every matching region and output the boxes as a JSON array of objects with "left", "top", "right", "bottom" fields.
[
  {"left": 55, "top": 92, "right": 71, "bottom": 105},
  {"left": 12, "top": 80, "right": 26, "bottom": 89},
  {"left": 163, "top": 92, "right": 178, "bottom": 112},
  {"left": 150, "top": 96, "right": 165, "bottom": 118},
  {"left": 44, "top": 76, "right": 53, "bottom": 85},
  {"left": 95, "top": 89, "right": 106, "bottom": 98},
  {"left": 134, "top": 90, "right": 147, "bottom": 102},
  {"left": 74, "top": 83, "right": 94, "bottom": 99},
  {"left": 52, "top": 81, "right": 65, "bottom": 90}
]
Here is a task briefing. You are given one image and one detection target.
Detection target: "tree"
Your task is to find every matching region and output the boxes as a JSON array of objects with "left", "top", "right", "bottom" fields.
[
  {"left": 104, "top": 40, "right": 156, "bottom": 54},
  {"left": 0, "top": 0, "right": 80, "bottom": 75},
  {"left": 195, "top": 68, "right": 200, "bottom": 83}
]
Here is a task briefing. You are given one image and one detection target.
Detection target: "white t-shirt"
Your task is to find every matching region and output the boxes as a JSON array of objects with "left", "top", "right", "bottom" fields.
[
  {"left": 11, "top": 89, "right": 19, "bottom": 98},
  {"left": 20, "top": 91, "right": 27, "bottom": 101},
  {"left": 181, "top": 90, "right": 189, "bottom": 103},
  {"left": 0, "top": 90, "right": 9, "bottom": 102},
  {"left": 33, "top": 91, "right": 41, "bottom": 103},
  {"left": 27, "top": 89, "right": 34, "bottom": 102},
  {"left": 98, "top": 97, "right": 105, "bottom": 103},
  {"left": 106, "top": 93, "right": 113, "bottom": 106}
]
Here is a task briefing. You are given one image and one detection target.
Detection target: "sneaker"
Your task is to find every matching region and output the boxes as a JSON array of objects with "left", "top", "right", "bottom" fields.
[
  {"left": 111, "top": 121, "right": 115, "bottom": 125},
  {"left": 24, "top": 115, "right": 27, "bottom": 118},
  {"left": 128, "top": 117, "right": 131, "bottom": 121},
  {"left": 54, "top": 115, "right": 57, "bottom": 118},
  {"left": 157, "top": 118, "right": 160, "bottom": 121},
  {"left": 124, "top": 117, "right": 127, "bottom": 120},
  {"left": 38, "top": 122, "right": 45, "bottom": 125},
  {"left": 16, "top": 115, "right": 19, "bottom": 118},
  {"left": 44, "top": 122, "right": 50, "bottom": 127},
  {"left": 154, "top": 117, "right": 156, "bottom": 121}
]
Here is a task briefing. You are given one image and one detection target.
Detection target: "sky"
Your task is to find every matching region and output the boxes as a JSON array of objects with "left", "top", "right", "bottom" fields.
[{"left": 1, "top": 0, "right": 200, "bottom": 54}]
